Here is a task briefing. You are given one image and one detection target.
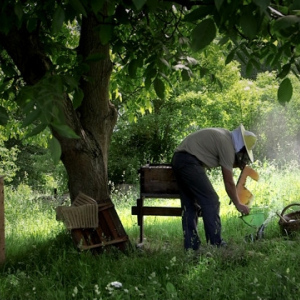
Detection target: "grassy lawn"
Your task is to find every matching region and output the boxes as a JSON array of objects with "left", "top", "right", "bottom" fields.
[{"left": 1, "top": 162, "right": 300, "bottom": 299}]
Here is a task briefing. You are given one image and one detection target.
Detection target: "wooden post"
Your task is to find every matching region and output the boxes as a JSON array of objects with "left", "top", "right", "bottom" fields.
[{"left": 0, "top": 176, "right": 5, "bottom": 264}]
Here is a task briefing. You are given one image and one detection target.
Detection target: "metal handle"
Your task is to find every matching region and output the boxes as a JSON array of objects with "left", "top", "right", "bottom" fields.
[{"left": 280, "top": 203, "right": 300, "bottom": 217}]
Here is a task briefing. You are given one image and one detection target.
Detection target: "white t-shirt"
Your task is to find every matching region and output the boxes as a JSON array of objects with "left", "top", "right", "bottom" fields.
[{"left": 175, "top": 128, "right": 235, "bottom": 170}]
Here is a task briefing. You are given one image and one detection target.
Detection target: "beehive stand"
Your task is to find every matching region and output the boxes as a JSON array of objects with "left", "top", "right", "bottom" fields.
[{"left": 131, "top": 164, "right": 182, "bottom": 244}]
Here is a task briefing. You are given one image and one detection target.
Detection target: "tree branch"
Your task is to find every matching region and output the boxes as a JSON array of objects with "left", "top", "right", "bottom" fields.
[{"left": 0, "top": 25, "right": 51, "bottom": 85}]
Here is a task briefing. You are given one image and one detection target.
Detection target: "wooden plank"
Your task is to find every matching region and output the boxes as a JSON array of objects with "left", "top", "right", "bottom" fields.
[
  {"left": 79, "top": 236, "right": 129, "bottom": 250},
  {"left": 0, "top": 176, "right": 5, "bottom": 264},
  {"left": 132, "top": 206, "right": 182, "bottom": 216},
  {"left": 140, "top": 193, "right": 180, "bottom": 198},
  {"left": 135, "top": 198, "right": 144, "bottom": 243}
]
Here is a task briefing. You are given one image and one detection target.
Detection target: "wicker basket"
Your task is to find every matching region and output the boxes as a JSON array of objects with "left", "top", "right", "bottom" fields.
[{"left": 278, "top": 203, "right": 300, "bottom": 236}]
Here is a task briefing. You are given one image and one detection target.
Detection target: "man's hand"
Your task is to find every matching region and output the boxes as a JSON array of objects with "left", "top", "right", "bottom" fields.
[
  {"left": 221, "top": 166, "right": 251, "bottom": 215},
  {"left": 235, "top": 203, "right": 250, "bottom": 215}
]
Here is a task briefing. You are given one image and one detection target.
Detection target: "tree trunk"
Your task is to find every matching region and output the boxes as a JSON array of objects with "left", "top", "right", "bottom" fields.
[
  {"left": 55, "top": 14, "right": 117, "bottom": 203},
  {"left": 0, "top": 12, "right": 128, "bottom": 247}
]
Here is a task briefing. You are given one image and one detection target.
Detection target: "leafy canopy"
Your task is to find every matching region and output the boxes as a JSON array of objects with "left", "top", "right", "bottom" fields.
[{"left": 0, "top": 0, "right": 299, "bottom": 131}]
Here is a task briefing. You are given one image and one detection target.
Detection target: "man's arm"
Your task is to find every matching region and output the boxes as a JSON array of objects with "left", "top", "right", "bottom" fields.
[{"left": 221, "top": 166, "right": 250, "bottom": 215}]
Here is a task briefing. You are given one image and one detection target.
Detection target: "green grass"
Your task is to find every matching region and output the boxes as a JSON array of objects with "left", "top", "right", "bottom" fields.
[{"left": 1, "top": 162, "right": 300, "bottom": 299}]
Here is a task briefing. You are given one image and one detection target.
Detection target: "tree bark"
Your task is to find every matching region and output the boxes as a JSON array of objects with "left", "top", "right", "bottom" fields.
[
  {"left": 0, "top": 11, "right": 128, "bottom": 247},
  {"left": 56, "top": 13, "right": 117, "bottom": 203}
]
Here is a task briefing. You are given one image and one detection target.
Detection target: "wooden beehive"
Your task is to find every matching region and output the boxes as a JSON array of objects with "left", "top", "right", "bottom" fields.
[{"left": 139, "top": 164, "right": 180, "bottom": 198}]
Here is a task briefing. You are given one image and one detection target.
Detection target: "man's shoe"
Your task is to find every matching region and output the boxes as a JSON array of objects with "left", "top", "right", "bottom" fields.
[{"left": 217, "top": 240, "right": 227, "bottom": 248}]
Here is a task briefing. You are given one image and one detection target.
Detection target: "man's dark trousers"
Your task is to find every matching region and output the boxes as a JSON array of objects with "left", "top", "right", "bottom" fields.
[{"left": 172, "top": 152, "right": 222, "bottom": 250}]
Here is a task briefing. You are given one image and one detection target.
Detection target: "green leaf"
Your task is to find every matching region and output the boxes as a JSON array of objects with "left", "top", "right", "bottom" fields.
[
  {"left": 278, "top": 63, "right": 291, "bottom": 79},
  {"left": 251, "top": 58, "right": 261, "bottom": 70},
  {"left": 173, "top": 64, "right": 189, "bottom": 71},
  {"left": 159, "top": 72, "right": 172, "bottom": 85},
  {"left": 218, "top": 36, "right": 230, "bottom": 46},
  {"left": 153, "top": 78, "right": 165, "bottom": 99},
  {"left": 133, "top": 0, "right": 147, "bottom": 10},
  {"left": 52, "top": 5, "right": 65, "bottom": 34},
  {"left": 63, "top": 75, "right": 79, "bottom": 91},
  {"left": 159, "top": 58, "right": 171, "bottom": 69},
  {"left": 191, "top": 19, "right": 216, "bottom": 52},
  {"left": 181, "top": 69, "right": 192, "bottom": 81},
  {"left": 27, "top": 17, "right": 38, "bottom": 32},
  {"left": 99, "top": 24, "right": 113, "bottom": 45},
  {"left": 184, "top": 6, "right": 215, "bottom": 22},
  {"left": 91, "top": 0, "right": 104, "bottom": 13},
  {"left": 225, "top": 48, "right": 236, "bottom": 65},
  {"left": 166, "top": 282, "right": 177, "bottom": 294},
  {"left": 22, "top": 108, "right": 41, "bottom": 128},
  {"left": 0, "top": 15, "right": 10, "bottom": 35},
  {"left": 290, "top": 0, "right": 300, "bottom": 10},
  {"left": 73, "top": 88, "right": 84, "bottom": 109},
  {"left": 273, "top": 15, "right": 300, "bottom": 38},
  {"left": 240, "top": 12, "right": 258, "bottom": 39},
  {"left": 51, "top": 123, "right": 79, "bottom": 139},
  {"left": 200, "top": 67, "right": 209, "bottom": 77},
  {"left": 270, "top": 47, "right": 284, "bottom": 67},
  {"left": 56, "top": 55, "right": 71, "bottom": 66},
  {"left": 144, "top": 75, "right": 152, "bottom": 90},
  {"left": 14, "top": 3, "right": 23, "bottom": 21},
  {"left": 186, "top": 56, "right": 198, "bottom": 65},
  {"left": 128, "top": 59, "right": 138, "bottom": 79},
  {"left": 278, "top": 78, "right": 293, "bottom": 104},
  {"left": 236, "top": 51, "right": 247, "bottom": 65},
  {"left": 17, "top": 92, "right": 35, "bottom": 110},
  {"left": 107, "top": 0, "right": 116, "bottom": 16},
  {"left": 49, "top": 137, "right": 62, "bottom": 165},
  {"left": 69, "top": 0, "right": 87, "bottom": 17},
  {"left": 274, "top": 15, "right": 300, "bottom": 31},
  {"left": 25, "top": 123, "right": 47, "bottom": 138},
  {"left": 1, "top": 63, "right": 16, "bottom": 77},
  {"left": 265, "top": 53, "right": 274, "bottom": 66},
  {"left": 0, "top": 106, "right": 9, "bottom": 126},
  {"left": 215, "top": 0, "right": 224, "bottom": 11},
  {"left": 144, "top": 64, "right": 157, "bottom": 89},
  {"left": 246, "top": 60, "right": 253, "bottom": 77},
  {"left": 253, "top": 0, "right": 269, "bottom": 10}
]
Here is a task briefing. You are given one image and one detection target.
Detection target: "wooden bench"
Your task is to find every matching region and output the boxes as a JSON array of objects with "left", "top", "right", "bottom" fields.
[{"left": 131, "top": 164, "right": 182, "bottom": 244}]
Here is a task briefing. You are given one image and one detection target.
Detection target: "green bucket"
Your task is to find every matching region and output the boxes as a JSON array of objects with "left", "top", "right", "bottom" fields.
[{"left": 240, "top": 207, "right": 266, "bottom": 228}]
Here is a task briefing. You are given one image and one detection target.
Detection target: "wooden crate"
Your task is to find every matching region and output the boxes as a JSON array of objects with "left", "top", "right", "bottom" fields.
[{"left": 71, "top": 202, "right": 129, "bottom": 253}]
